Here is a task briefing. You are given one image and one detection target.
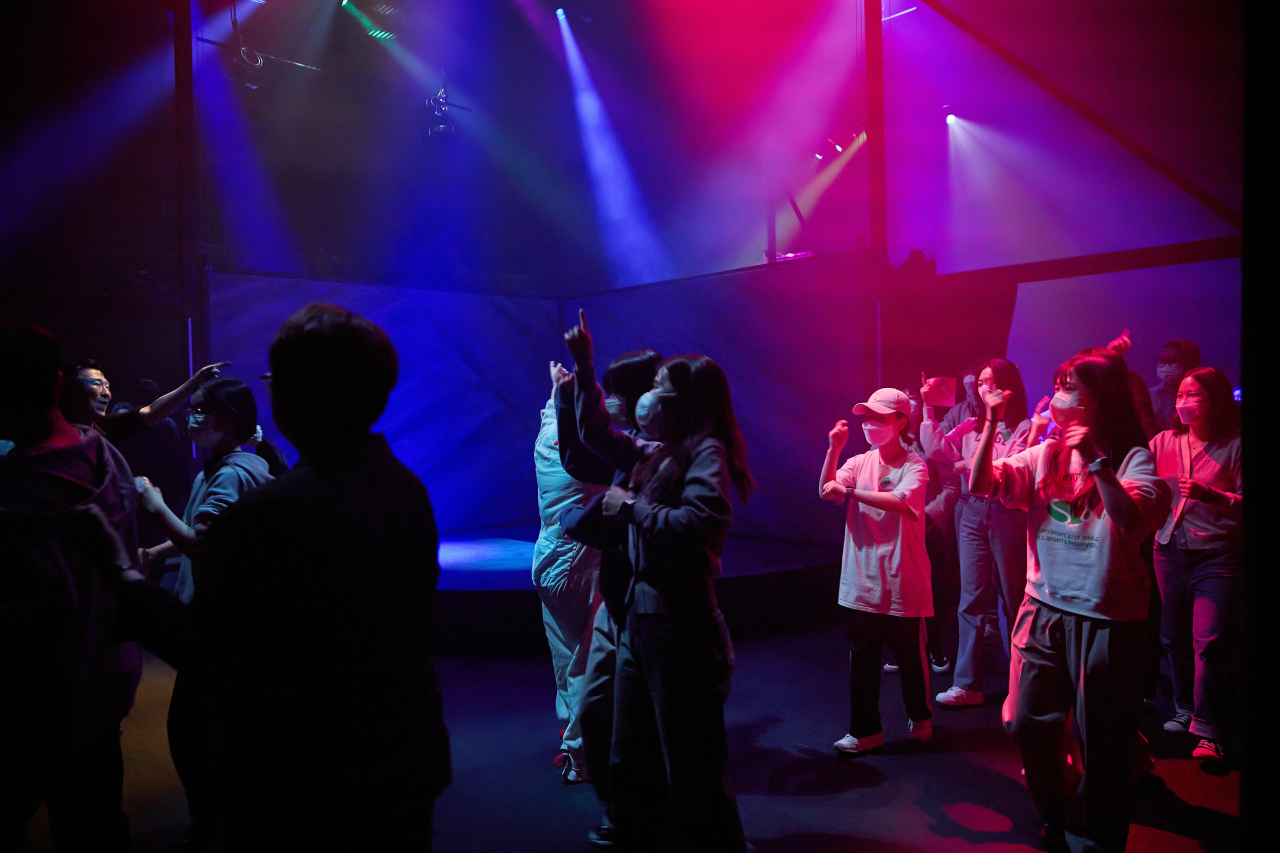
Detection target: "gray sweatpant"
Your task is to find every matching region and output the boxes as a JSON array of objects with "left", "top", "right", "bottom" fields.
[{"left": 1003, "top": 597, "right": 1145, "bottom": 853}]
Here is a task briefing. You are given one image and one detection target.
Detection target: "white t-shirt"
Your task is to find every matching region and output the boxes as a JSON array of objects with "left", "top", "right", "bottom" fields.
[
  {"left": 834, "top": 448, "right": 932, "bottom": 617},
  {"left": 988, "top": 441, "right": 1172, "bottom": 621}
]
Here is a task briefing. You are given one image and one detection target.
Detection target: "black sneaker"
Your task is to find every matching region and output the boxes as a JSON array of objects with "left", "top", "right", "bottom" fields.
[
  {"left": 588, "top": 824, "right": 615, "bottom": 848},
  {"left": 928, "top": 649, "right": 951, "bottom": 673}
]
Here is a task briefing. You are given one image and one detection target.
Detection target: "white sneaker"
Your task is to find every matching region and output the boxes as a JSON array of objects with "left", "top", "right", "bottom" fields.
[
  {"left": 1162, "top": 713, "right": 1192, "bottom": 733},
  {"left": 935, "top": 686, "right": 983, "bottom": 707},
  {"left": 883, "top": 662, "right": 900, "bottom": 673},
  {"left": 909, "top": 718, "right": 933, "bottom": 743},
  {"left": 834, "top": 731, "right": 884, "bottom": 754},
  {"left": 1192, "top": 739, "right": 1224, "bottom": 761}
]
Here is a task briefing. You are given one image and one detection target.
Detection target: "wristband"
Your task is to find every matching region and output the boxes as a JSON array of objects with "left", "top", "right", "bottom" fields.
[{"left": 1086, "top": 456, "right": 1112, "bottom": 474}]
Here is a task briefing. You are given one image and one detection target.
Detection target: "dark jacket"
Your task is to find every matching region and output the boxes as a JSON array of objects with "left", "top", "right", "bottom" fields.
[
  {"left": 115, "top": 434, "right": 450, "bottom": 846},
  {"left": 574, "top": 373, "right": 733, "bottom": 617},
  {"left": 0, "top": 428, "right": 142, "bottom": 744},
  {"left": 555, "top": 381, "right": 638, "bottom": 620}
]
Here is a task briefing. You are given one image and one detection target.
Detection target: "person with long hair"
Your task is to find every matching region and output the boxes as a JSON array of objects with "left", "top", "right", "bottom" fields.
[
  {"left": 1149, "top": 366, "right": 1242, "bottom": 763},
  {"left": 921, "top": 358, "right": 1032, "bottom": 707},
  {"left": 970, "top": 351, "right": 1171, "bottom": 852},
  {"left": 565, "top": 309, "right": 752, "bottom": 853},
  {"left": 554, "top": 347, "right": 664, "bottom": 848}
]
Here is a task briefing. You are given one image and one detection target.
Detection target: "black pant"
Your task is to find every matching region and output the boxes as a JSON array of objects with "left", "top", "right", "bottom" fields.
[
  {"left": 168, "top": 672, "right": 220, "bottom": 842},
  {"left": 610, "top": 611, "right": 743, "bottom": 853},
  {"left": 0, "top": 727, "right": 131, "bottom": 853},
  {"left": 924, "top": 520, "right": 960, "bottom": 657},
  {"left": 1005, "top": 597, "right": 1145, "bottom": 853},
  {"left": 846, "top": 608, "right": 932, "bottom": 737}
]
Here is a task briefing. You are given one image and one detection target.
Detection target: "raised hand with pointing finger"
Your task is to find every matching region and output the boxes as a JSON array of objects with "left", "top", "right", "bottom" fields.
[{"left": 564, "top": 308, "right": 594, "bottom": 369}]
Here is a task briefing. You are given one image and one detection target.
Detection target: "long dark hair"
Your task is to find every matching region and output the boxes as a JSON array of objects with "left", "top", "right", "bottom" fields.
[
  {"left": 974, "top": 358, "right": 1028, "bottom": 431},
  {"left": 603, "top": 349, "right": 663, "bottom": 425},
  {"left": 1040, "top": 352, "right": 1147, "bottom": 516},
  {"left": 1172, "top": 366, "right": 1240, "bottom": 441},
  {"left": 200, "top": 377, "right": 258, "bottom": 443},
  {"left": 630, "top": 355, "right": 755, "bottom": 503}
]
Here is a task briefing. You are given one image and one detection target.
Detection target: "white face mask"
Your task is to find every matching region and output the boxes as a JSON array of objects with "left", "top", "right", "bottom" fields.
[
  {"left": 1175, "top": 402, "right": 1205, "bottom": 425},
  {"left": 1156, "top": 363, "right": 1183, "bottom": 386},
  {"left": 605, "top": 396, "right": 629, "bottom": 429},
  {"left": 1049, "top": 391, "right": 1087, "bottom": 429},
  {"left": 191, "top": 427, "right": 226, "bottom": 449},
  {"left": 862, "top": 420, "right": 900, "bottom": 447},
  {"left": 635, "top": 391, "right": 676, "bottom": 439}
]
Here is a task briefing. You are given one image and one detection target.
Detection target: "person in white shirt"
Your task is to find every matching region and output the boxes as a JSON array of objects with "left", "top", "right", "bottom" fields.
[
  {"left": 970, "top": 351, "right": 1171, "bottom": 853},
  {"left": 920, "top": 359, "right": 1032, "bottom": 707},
  {"left": 819, "top": 388, "right": 933, "bottom": 755},
  {"left": 534, "top": 362, "right": 606, "bottom": 785}
]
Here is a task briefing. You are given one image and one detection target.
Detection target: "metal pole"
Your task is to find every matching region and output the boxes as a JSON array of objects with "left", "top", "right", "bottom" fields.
[
  {"left": 172, "top": 1, "right": 208, "bottom": 369},
  {"left": 864, "top": 0, "right": 889, "bottom": 266}
]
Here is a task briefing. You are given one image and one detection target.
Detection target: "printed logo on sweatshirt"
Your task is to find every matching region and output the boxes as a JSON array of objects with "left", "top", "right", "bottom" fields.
[{"left": 1046, "top": 499, "right": 1092, "bottom": 526}]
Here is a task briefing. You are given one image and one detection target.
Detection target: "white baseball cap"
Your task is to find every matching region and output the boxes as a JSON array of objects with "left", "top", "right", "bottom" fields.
[{"left": 853, "top": 388, "right": 911, "bottom": 418}]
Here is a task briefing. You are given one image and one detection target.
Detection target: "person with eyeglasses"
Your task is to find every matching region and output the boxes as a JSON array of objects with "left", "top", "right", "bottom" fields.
[
  {"left": 1148, "top": 339, "right": 1201, "bottom": 435},
  {"left": 58, "top": 358, "right": 230, "bottom": 447}
]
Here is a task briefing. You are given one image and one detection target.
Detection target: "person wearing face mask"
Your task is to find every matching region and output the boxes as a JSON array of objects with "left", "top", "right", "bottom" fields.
[
  {"left": 970, "top": 351, "right": 1171, "bottom": 853},
  {"left": 939, "top": 367, "right": 982, "bottom": 434},
  {"left": 58, "top": 358, "right": 231, "bottom": 448},
  {"left": 534, "top": 361, "right": 606, "bottom": 787},
  {"left": 920, "top": 359, "right": 1032, "bottom": 708},
  {"left": 565, "top": 310, "right": 753, "bottom": 853},
  {"left": 819, "top": 388, "right": 934, "bottom": 755},
  {"left": 1148, "top": 367, "right": 1242, "bottom": 764},
  {"left": 1149, "top": 339, "right": 1201, "bottom": 435},
  {"left": 553, "top": 348, "right": 663, "bottom": 848},
  {"left": 132, "top": 377, "right": 272, "bottom": 850}
]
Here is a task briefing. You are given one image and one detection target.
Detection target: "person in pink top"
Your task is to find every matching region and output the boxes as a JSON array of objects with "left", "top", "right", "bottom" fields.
[
  {"left": 1148, "top": 367, "right": 1242, "bottom": 763},
  {"left": 920, "top": 359, "right": 1032, "bottom": 707},
  {"left": 819, "top": 388, "right": 933, "bottom": 756},
  {"left": 970, "top": 351, "right": 1171, "bottom": 853}
]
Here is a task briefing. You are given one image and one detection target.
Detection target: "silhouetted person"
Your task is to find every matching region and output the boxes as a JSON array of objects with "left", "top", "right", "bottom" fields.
[
  {"left": 0, "top": 321, "right": 142, "bottom": 853},
  {"left": 109, "top": 303, "right": 451, "bottom": 851}
]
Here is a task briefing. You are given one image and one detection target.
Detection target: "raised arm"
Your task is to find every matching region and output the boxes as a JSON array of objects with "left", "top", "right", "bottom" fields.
[
  {"left": 818, "top": 420, "right": 848, "bottom": 501},
  {"left": 1061, "top": 426, "right": 1144, "bottom": 534},
  {"left": 137, "top": 361, "right": 230, "bottom": 427},
  {"left": 565, "top": 309, "right": 650, "bottom": 475},
  {"left": 554, "top": 366, "right": 617, "bottom": 486}
]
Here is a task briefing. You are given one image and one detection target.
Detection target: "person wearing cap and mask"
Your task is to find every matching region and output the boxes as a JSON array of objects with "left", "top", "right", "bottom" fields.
[
  {"left": 1149, "top": 339, "right": 1201, "bottom": 435},
  {"left": 819, "top": 388, "right": 934, "bottom": 755}
]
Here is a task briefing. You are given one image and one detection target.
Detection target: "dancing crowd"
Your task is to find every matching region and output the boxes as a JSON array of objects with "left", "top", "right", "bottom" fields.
[{"left": 0, "top": 303, "right": 1241, "bottom": 853}]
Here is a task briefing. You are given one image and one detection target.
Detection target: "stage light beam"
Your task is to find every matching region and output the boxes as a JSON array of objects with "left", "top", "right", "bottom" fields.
[
  {"left": 558, "top": 11, "right": 672, "bottom": 287},
  {"left": 946, "top": 114, "right": 957, "bottom": 125}
]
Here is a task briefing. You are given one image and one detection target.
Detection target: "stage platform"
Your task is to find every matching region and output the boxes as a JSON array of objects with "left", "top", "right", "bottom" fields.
[{"left": 434, "top": 536, "right": 844, "bottom": 656}]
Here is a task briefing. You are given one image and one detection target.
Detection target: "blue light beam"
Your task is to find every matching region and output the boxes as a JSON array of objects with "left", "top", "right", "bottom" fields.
[{"left": 557, "top": 14, "right": 672, "bottom": 287}]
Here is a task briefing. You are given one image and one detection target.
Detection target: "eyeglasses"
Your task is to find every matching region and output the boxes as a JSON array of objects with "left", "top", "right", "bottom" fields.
[
  {"left": 82, "top": 378, "right": 110, "bottom": 390},
  {"left": 190, "top": 405, "right": 208, "bottom": 416}
]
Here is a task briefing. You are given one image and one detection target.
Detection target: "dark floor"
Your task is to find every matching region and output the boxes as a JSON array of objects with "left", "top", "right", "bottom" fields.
[{"left": 22, "top": 623, "right": 1239, "bottom": 852}]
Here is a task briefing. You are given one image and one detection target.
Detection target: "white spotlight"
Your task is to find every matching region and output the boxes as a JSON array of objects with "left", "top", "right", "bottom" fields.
[{"left": 946, "top": 114, "right": 956, "bottom": 125}]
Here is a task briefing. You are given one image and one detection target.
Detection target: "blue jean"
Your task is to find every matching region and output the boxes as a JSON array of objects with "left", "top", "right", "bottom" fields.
[
  {"left": 1153, "top": 543, "right": 1242, "bottom": 740},
  {"left": 954, "top": 496, "right": 1028, "bottom": 691}
]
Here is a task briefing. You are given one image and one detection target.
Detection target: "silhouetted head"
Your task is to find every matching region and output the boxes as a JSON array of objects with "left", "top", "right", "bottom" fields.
[
  {"left": 268, "top": 303, "right": 398, "bottom": 460},
  {"left": 0, "top": 321, "right": 63, "bottom": 442},
  {"left": 602, "top": 349, "right": 662, "bottom": 429}
]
